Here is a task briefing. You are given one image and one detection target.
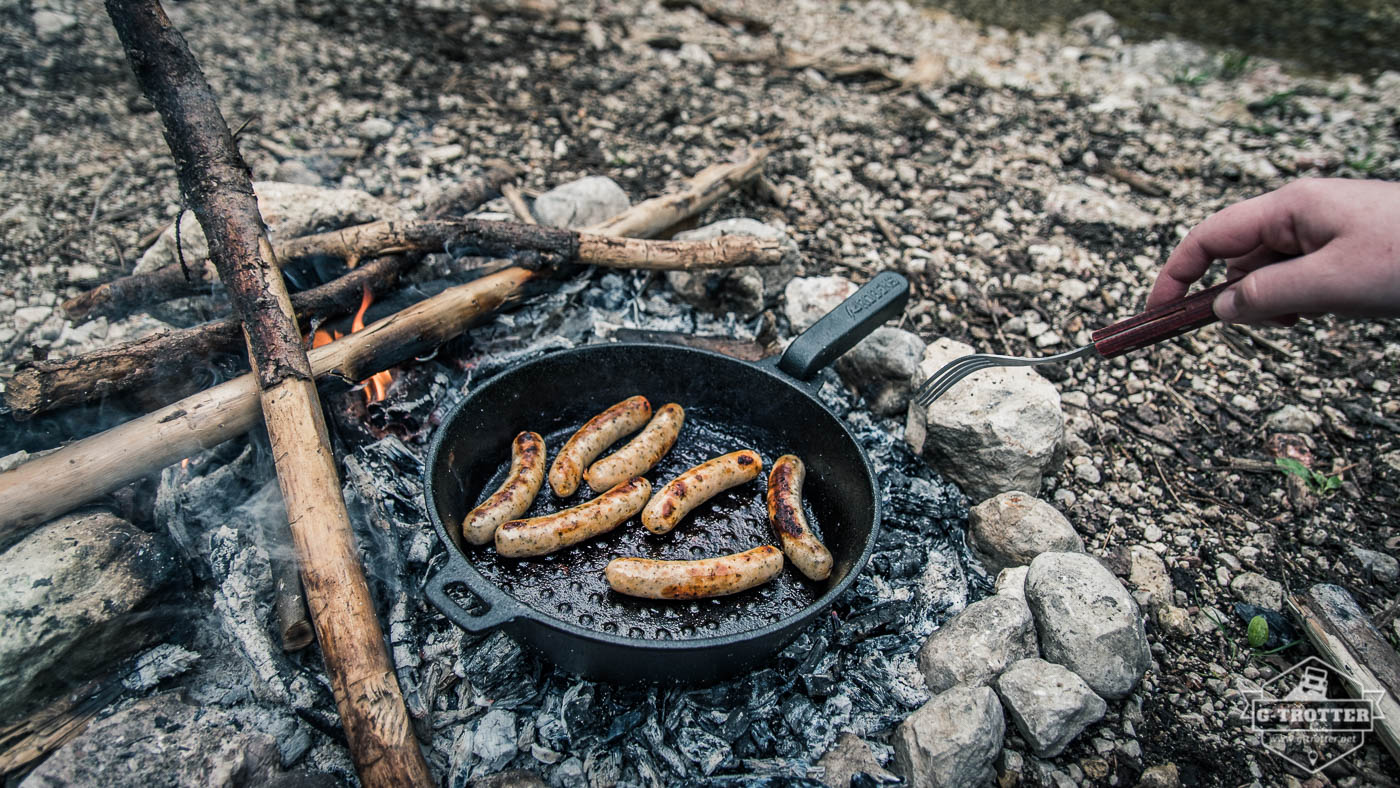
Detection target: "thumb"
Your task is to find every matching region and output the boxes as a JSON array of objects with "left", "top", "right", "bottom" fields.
[{"left": 1211, "top": 250, "right": 1346, "bottom": 324}]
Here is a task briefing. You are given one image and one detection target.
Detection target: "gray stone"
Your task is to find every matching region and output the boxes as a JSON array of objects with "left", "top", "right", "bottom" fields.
[
  {"left": 1, "top": 511, "right": 181, "bottom": 724},
  {"left": 1128, "top": 545, "right": 1173, "bottom": 611},
  {"left": 1044, "top": 183, "right": 1156, "bottom": 229},
  {"left": 1230, "top": 572, "right": 1284, "bottom": 609},
  {"left": 1348, "top": 545, "right": 1398, "bottom": 583},
  {"left": 834, "top": 326, "right": 927, "bottom": 416},
  {"left": 1025, "top": 552, "right": 1151, "bottom": 700},
  {"left": 32, "top": 10, "right": 77, "bottom": 42},
  {"left": 136, "top": 182, "right": 403, "bottom": 273},
  {"left": 918, "top": 595, "right": 1039, "bottom": 693},
  {"left": 968, "top": 491, "right": 1084, "bottom": 573},
  {"left": 668, "top": 218, "right": 800, "bottom": 316},
  {"left": 906, "top": 338, "right": 1066, "bottom": 500},
  {"left": 272, "top": 159, "right": 323, "bottom": 186},
  {"left": 994, "top": 658, "right": 1107, "bottom": 758},
  {"left": 995, "top": 566, "right": 1029, "bottom": 599},
  {"left": 815, "top": 732, "right": 898, "bottom": 787},
  {"left": 1135, "top": 763, "right": 1181, "bottom": 788},
  {"left": 354, "top": 117, "right": 395, "bottom": 141},
  {"left": 893, "top": 684, "right": 1005, "bottom": 788},
  {"left": 13, "top": 305, "right": 51, "bottom": 334},
  {"left": 1265, "top": 404, "right": 1321, "bottom": 434},
  {"left": 532, "top": 175, "right": 630, "bottom": 229},
  {"left": 21, "top": 693, "right": 280, "bottom": 787}
]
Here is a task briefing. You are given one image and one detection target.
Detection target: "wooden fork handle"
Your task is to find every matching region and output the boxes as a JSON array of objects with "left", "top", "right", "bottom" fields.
[{"left": 1091, "top": 282, "right": 1230, "bottom": 359}]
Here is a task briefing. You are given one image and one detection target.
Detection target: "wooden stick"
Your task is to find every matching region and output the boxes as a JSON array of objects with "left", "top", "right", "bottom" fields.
[
  {"left": 62, "top": 167, "right": 516, "bottom": 323},
  {"left": 1290, "top": 584, "right": 1400, "bottom": 769},
  {"left": 103, "top": 2, "right": 431, "bottom": 784},
  {"left": 65, "top": 215, "right": 783, "bottom": 322},
  {"left": 8, "top": 253, "right": 419, "bottom": 420},
  {"left": 0, "top": 148, "right": 769, "bottom": 540},
  {"left": 260, "top": 491, "right": 314, "bottom": 652},
  {"left": 500, "top": 183, "right": 536, "bottom": 224}
]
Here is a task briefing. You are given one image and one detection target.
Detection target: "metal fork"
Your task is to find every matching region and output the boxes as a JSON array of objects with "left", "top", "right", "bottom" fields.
[{"left": 913, "top": 282, "right": 1230, "bottom": 407}]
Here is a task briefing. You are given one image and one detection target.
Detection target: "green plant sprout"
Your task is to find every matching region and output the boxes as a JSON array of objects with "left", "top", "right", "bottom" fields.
[{"left": 1275, "top": 457, "right": 1342, "bottom": 497}]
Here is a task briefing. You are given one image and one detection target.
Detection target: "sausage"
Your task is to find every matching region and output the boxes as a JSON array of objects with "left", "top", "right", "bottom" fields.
[
  {"left": 766, "top": 454, "right": 833, "bottom": 580},
  {"left": 584, "top": 403, "right": 685, "bottom": 492},
  {"left": 461, "top": 431, "right": 546, "bottom": 546},
  {"left": 549, "top": 395, "right": 652, "bottom": 497},
  {"left": 604, "top": 545, "right": 784, "bottom": 599},
  {"left": 641, "top": 449, "right": 762, "bottom": 535},
  {"left": 495, "top": 477, "right": 651, "bottom": 558}
]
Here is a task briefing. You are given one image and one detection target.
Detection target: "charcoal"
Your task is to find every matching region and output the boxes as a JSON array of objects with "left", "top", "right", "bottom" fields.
[
  {"left": 472, "top": 709, "right": 520, "bottom": 778},
  {"left": 677, "top": 726, "right": 734, "bottom": 775},
  {"left": 583, "top": 745, "right": 623, "bottom": 787}
]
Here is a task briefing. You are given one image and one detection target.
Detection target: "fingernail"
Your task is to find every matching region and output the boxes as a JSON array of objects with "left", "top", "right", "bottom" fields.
[{"left": 1214, "top": 288, "right": 1239, "bottom": 322}]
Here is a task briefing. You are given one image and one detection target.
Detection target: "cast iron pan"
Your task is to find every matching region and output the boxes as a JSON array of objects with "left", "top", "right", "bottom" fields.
[{"left": 424, "top": 271, "right": 910, "bottom": 683}]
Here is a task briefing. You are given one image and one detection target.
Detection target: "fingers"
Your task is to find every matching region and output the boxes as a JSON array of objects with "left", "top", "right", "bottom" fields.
[
  {"left": 1147, "top": 188, "right": 1304, "bottom": 308},
  {"left": 1212, "top": 244, "right": 1354, "bottom": 324}
]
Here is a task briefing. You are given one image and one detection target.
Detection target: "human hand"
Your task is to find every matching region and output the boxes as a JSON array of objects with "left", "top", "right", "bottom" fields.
[{"left": 1148, "top": 178, "right": 1400, "bottom": 324}]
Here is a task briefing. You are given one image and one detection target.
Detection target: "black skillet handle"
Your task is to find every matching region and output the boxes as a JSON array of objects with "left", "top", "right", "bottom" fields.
[
  {"left": 777, "top": 271, "right": 911, "bottom": 380},
  {"left": 425, "top": 559, "right": 522, "bottom": 633}
]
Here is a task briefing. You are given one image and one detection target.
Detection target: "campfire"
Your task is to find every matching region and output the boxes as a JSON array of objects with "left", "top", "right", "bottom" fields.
[{"left": 0, "top": 2, "right": 976, "bottom": 784}]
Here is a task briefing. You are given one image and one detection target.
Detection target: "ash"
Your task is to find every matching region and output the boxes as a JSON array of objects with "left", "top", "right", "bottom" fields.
[{"left": 143, "top": 265, "right": 977, "bottom": 786}]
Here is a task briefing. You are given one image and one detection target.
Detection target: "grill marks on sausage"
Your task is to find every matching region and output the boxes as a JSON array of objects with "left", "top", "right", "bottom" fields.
[
  {"left": 548, "top": 395, "right": 652, "bottom": 497},
  {"left": 765, "top": 455, "right": 834, "bottom": 581},
  {"left": 583, "top": 403, "right": 685, "bottom": 492},
  {"left": 641, "top": 450, "right": 762, "bottom": 535},
  {"left": 495, "top": 476, "right": 652, "bottom": 558},
  {"left": 605, "top": 545, "right": 785, "bottom": 600},
  {"left": 461, "top": 431, "right": 546, "bottom": 546}
]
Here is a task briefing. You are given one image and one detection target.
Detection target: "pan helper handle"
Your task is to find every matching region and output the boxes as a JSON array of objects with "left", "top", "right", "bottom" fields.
[{"left": 778, "top": 271, "right": 911, "bottom": 380}]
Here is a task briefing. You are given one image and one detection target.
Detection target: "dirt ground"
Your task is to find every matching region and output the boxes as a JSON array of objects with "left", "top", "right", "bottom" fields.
[{"left": 2, "top": 0, "right": 1397, "bottom": 785}]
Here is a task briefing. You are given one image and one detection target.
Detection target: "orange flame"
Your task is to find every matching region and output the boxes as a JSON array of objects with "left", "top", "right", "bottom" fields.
[{"left": 352, "top": 284, "right": 393, "bottom": 404}]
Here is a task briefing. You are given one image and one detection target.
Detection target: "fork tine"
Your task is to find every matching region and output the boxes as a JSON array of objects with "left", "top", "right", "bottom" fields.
[{"left": 915, "top": 357, "right": 998, "bottom": 406}]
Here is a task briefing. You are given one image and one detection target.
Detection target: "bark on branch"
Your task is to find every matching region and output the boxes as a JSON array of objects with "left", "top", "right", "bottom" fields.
[
  {"left": 8, "top": 253, "right": 418, "bottom": 420},
  {"left": 64, "top": 210, "right": 784, "bottom": 322}
]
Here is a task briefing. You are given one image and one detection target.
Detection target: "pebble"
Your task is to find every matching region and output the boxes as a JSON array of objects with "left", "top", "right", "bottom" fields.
[
  {"left": 1230, "top": 572, "right": 1284, "bottom": 609},
  {"left": 354, "top": 117, "right": 395, "bottom": 141},
  {"left": 1349, "top": 545, "right": 1399, "bottom": 583},
  {"left": 994, "top": 658, "right": 1107, "bottom": 758},
  {"left": 893, "top": 684, "right": 1005, "bottom": 788},
  {"left": 967, "top": 491, "right": 1084, "bottom": 573},
  {"left": 532, "top": 175, "right": 630, "bottom": 229},
  {"left": 917, "top": 595, "right": 1040, "bottom": 693}
]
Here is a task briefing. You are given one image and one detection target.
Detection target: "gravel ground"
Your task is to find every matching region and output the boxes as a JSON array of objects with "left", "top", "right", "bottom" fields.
[{"left": 2, "top": 0, "right": 1398, "bottom": 785}]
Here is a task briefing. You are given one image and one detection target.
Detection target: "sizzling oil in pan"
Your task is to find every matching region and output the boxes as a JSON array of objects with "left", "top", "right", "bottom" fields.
[{"left": 462, "top": 410, "right": 829, "bottom": 640}]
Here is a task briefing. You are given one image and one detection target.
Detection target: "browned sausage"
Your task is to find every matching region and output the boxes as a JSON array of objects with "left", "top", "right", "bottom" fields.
[
  {"left": 766, "top": 454, "right": 833, "bottom": 580},
  {"left": 462, "top": 431, "right": 546, "bottom": 546},
  {"left": 584, "top": 403, "right": 685, "bottom": 492},
  {"left": 604, "top": 545, "right": 784, "bottom": 599},
  {"left": 549, "top": 395, "right": 652, "bottom": 497},
  {"left": 495, "top": 477, "right": 651, "bottom": 558},
  {"left": 641, "top": 450, "right": 762, "bottom": 535}
]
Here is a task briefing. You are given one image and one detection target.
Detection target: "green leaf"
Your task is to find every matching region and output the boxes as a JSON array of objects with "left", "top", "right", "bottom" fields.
[
  {"left": 1248, "top": 615, "right": 1269, "bottom": 648},
  {"left": 1275, "top": 457, "right": 1310, "bottom": 479}
]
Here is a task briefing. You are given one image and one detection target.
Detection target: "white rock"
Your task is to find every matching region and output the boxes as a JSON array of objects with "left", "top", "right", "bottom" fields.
[
  {"left": 893, "top": 685, "right": 1005, "bottom": 788},
  {"left": 1069, "top": 10, "right": 1118, "bottom": 41},
  {"left": 995, "top": 566, "right": 1029, "bottom": 599},
  {"left": 135, "top": 182, "right": 403, "bottom": 273},
  {"left": 1265, "top": 404, "right": 1321, "bottom": 434},
  {"left": 13, "top": 305, "right": 51, "bottom": 334},
  {"left": 1128, "top": 545, "right": 1173, "bottom": 611},
  {"left": 1044, "top": 183, "right": 1156, "bottom": 229},
  {"left": 423, "top": 144, "right": 464, "bottom": 165},
  {"left": 994, "top": 658, "right": 1107, "bottom": 758},
  {"left": 815, "top": 732, "right": 897, "bottom": 788},
  {"left": 32, "top": 10, "right": 77, "bottom": 42},
  {"left": 906, "top": 338, "right": 1066, "bottom": 500},
  {"left": 1230, "top": 572, "right": 1284, "bottom": 609},
  {"left": 918, "top": 595, "right": 1039, "bottom": 693},
  {"left": 783, "top": 275, "right": 857, "bottom": 331},
  {"left": 1073, "top": 462, "right": 1101, "bottom": 483},
  {"left": 968, "top": 491, "right": 1084, "bottom": 574},
  {"left": 532, "top": 176, "right": 630, "bottom": 230},
  {"left": 668, "top": 218, "right": 799, "bottom": 317},
  {"left": 1025, "top": 552, "right": 1151, "bottom": 700},
  {"left": 354, "top": 117, "right": 395, "bottom": 141}
]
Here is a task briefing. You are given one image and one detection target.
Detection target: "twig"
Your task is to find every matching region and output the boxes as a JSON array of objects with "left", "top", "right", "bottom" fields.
[{"left": 500, "top": 183, "right": 536, "bottom": 224}]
